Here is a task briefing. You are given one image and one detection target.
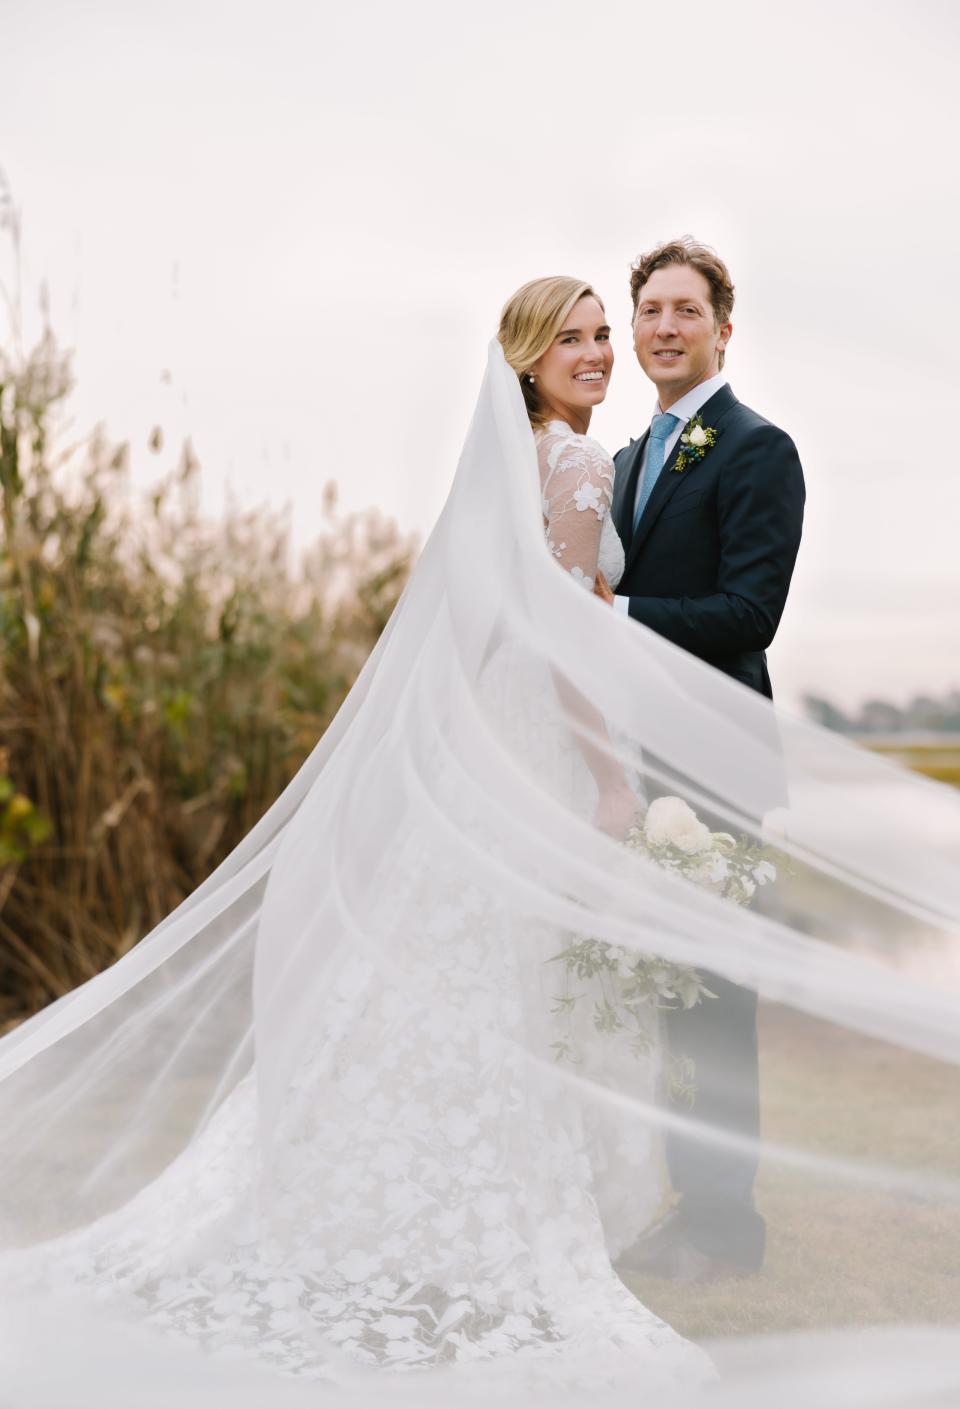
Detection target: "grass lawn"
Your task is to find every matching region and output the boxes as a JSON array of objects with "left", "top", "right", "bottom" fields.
[{"left": 620, "top": 1003, "right": 960, "bottom": 1338}]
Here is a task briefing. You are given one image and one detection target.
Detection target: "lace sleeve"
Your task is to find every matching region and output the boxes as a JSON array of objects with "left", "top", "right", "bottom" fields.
[{"left": 538, "top": 433, "right": 615, "bottom": 591}]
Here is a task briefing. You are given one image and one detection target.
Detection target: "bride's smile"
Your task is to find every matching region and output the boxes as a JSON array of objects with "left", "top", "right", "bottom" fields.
[{"left": 526, "top": 294, "right": 614, "bottom": 434}]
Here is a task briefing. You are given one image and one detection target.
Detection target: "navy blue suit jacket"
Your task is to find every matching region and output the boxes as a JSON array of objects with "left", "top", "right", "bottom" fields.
[{"left": 612, "top": 384, "right": 805, "bottom": 700}]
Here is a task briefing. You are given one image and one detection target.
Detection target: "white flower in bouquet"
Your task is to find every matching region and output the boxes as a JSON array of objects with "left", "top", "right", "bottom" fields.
[
  {"left": 687, "top": 423, "right": 709, "bottom": 447},
  {"left": 604, "top": 945, "right": 635, "bottom": 978},
  {"left": 761, "top": 806, "right": 790, "bottom": 842},
  {"left": 642, "top": 796, "right": 712, "bottom": 854},
  {"left": 693, "top": 852, "right": 731, "bottom": 888}
]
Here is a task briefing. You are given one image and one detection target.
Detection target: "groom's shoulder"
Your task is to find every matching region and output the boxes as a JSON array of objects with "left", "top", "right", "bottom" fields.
[
  {"left": 719, "top": 398, "right": 803, "bottom": 477},
  {"left": 613, "top": 438, "right": 640, "bottom": 469},
  {"left": 724, "top": 396, "right": 797, "bottom": 451}
]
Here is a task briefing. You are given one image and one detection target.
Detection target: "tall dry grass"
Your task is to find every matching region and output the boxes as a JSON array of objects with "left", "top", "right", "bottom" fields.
[{"left": 0, "top": 325, "right": 415, "bottom": 1031}]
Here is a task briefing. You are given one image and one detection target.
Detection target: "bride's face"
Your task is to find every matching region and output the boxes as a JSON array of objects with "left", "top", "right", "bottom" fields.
[{"left": 530, "top": 296, "right": 613, "bottom": 427}]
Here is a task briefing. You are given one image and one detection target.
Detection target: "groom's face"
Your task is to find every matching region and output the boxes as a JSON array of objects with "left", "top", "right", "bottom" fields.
[{"left": 632, "top": 266, "right": 732, "bottom": 406}]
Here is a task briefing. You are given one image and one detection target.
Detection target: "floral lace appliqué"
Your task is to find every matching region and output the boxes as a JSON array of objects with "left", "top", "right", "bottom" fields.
[{"left": 536, "top": 423, "right": 624, "bottom": 593}]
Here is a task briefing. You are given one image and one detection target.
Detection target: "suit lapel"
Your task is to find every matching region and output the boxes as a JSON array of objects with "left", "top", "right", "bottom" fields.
[
  {"left": 613, "top": 430, "right": 649, "bottom": 548},
  {"left": 624, "top": 384, "right": 739, "bottom": 570}
]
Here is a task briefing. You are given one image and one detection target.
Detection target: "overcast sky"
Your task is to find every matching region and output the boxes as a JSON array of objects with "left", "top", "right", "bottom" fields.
[{"left": 2, "top": 0, "right": 959, "bottom": 712}]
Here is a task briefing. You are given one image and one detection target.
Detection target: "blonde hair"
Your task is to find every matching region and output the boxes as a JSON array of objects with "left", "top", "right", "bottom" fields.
[{"left": 498, "top": 276, "right": 604, "bottom": 427}]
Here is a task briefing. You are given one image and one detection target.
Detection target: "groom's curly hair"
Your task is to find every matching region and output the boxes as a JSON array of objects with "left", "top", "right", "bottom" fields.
[{"left": 629, "top": 238, "right": 735, "bottom": 368}]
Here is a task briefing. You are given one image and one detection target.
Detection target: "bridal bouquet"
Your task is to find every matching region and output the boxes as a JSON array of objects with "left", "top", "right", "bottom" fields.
[
  {"left": 547, "top": 797, "right": 779, "bottom": 1076},
  {"left": 627, "top": 795, "right": 777, "bottom": 906}
]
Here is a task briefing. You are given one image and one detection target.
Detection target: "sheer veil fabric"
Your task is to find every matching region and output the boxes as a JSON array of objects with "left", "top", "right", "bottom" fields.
[{"left": 1, "top": 342, "right": 959, "bottom": 1405}]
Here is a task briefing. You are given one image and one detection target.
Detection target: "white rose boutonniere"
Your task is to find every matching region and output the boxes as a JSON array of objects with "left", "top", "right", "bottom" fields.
[{"left": 674, "top": 413, "right": 717, "bottom": 473}]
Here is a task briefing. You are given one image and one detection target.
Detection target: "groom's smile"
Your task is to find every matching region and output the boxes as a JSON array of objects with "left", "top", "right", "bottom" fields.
[{"left": 631, "top": 265, "right": 732, "bottom": 411}]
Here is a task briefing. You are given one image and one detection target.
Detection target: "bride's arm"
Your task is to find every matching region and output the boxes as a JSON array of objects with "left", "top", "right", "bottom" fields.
[
  {"left": 540, "top": 437, "right": 612, "bottom": 592},
  {"left": 540, "top": 439, "right": 638, "bottom": 837}
]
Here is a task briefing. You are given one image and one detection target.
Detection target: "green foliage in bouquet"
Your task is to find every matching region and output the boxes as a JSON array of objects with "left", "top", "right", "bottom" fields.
[{"left": 547, "top": 796, "right": 782, "bottom": 1089}]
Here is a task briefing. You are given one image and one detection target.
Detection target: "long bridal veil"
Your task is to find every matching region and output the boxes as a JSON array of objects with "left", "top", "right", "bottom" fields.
[{"left": 1, "top": 341, "right": 958, "bottom": 1407}]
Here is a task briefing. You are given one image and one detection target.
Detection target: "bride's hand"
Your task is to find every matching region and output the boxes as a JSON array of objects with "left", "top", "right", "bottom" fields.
[
  {"left": 594, "top": 781, "right": 640, "bottom": 841},
  {"left": 593, "top": 571, "right": 615, "bottom": 606}
]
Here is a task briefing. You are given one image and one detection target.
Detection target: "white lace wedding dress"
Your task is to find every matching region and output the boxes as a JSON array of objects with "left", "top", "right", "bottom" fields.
[
  {"left": 0, "top": 417, "right": 712, "bottom": 1397},
  {"left": 4, "top": 341, "right": 960, "bottom": 1409}
]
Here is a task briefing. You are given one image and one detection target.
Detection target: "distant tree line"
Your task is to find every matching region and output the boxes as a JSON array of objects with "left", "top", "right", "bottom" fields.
[{"left": 804, "top": 690, "right": 960, "bottom": 736}]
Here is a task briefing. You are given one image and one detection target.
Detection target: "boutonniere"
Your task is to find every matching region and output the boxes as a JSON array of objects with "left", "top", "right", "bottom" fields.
[{"left": 673, "top": 414, "right": 717, "bottom": 473}]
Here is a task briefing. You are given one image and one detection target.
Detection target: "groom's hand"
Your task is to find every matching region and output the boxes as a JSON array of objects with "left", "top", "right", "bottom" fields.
[{"left": 594, "top": 571, "right": 615, "bottom": 606}]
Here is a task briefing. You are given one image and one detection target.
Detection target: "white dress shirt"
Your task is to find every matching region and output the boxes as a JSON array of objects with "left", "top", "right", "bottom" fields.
[{"left": 613, "top": 372, "right": 727, "bottom": 618}]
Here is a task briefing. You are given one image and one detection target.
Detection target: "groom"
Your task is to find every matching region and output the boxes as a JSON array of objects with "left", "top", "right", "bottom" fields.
[{"left": 610, "top": 238, "right": 805, "bottom": 1279}]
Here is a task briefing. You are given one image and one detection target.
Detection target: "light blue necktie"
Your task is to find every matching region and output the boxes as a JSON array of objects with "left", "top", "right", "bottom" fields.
[{"left": 633, "top": 411, "right": 680, "bottom": 532}]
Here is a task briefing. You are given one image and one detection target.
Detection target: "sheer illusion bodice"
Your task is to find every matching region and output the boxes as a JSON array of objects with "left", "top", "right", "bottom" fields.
[{"left": 536, "top": 420, "right": 625, "bottom": 592}]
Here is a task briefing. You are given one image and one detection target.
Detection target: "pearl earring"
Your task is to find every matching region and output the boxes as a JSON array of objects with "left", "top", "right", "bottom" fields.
[{"left": 528, "top": 374, "right": 536, "bottom": 383}]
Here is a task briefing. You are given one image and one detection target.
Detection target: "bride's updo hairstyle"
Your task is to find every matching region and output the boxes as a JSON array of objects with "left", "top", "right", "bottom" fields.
[{"left": 498, "top": 276, "right": 603, "bottom": 427}]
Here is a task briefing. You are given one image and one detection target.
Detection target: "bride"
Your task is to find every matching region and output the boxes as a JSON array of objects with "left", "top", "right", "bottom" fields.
[
  {"left": 0, "top": 276, "right": 715, "bottom": 1398},
  {"left": 2, "top": 275, "right": 959, "bottom": 1409}
]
